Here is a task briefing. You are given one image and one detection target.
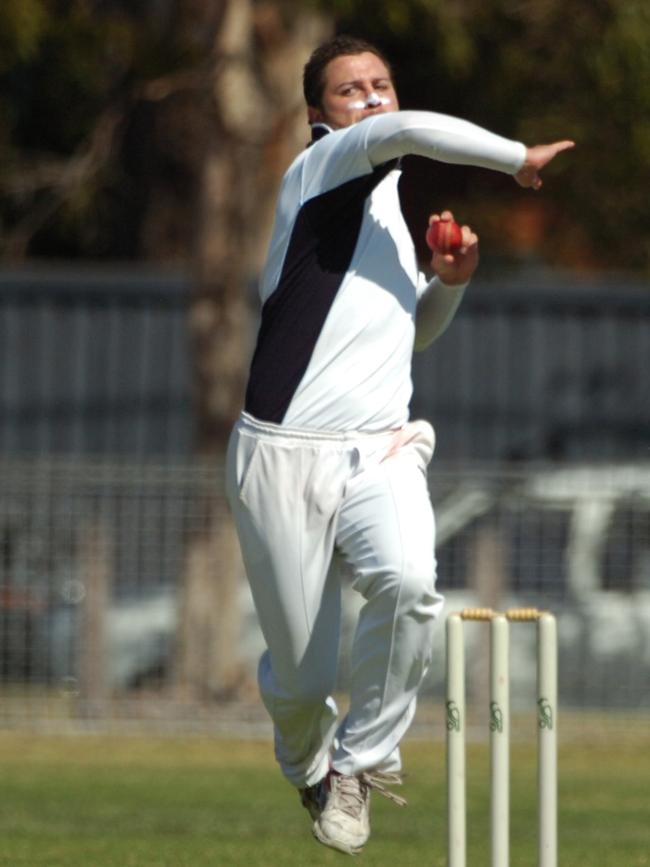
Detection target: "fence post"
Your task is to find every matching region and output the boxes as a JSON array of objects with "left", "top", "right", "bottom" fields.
[{"left": 77, "top": 518, "right": 111, "bottom": 715}]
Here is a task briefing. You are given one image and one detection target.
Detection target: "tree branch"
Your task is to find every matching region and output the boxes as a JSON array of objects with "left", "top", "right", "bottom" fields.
[{"left": 3, "top": 106, "right": 124, "bottom": 261}]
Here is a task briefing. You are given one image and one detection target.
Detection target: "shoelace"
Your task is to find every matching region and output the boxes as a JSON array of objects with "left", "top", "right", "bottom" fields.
[
  {"left": 327, "top": 770, "right": 408, "bottom": 818},
  {"left": 330, "top": 773, "right": 369, "bottom": 818},
  {"left": 359, "top": 771, "right": 408, "bottom": 807}
]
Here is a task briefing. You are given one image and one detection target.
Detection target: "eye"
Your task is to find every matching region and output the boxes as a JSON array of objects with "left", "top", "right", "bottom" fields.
[
  {"left": 375, "top": 80, "right": 391, "bottom": 90},
  {"left": 339, "top": 86, "right": 357, "bottom": 97}
]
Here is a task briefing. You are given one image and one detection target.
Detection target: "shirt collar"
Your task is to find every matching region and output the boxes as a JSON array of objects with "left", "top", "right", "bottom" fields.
[{"left": 309, "top": 123, "right": 334, "bottom": 145}]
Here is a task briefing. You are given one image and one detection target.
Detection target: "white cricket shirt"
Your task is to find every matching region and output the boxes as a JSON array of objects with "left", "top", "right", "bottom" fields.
[{"left": 244, "top": 111, "right": 526, "bottom": 431}]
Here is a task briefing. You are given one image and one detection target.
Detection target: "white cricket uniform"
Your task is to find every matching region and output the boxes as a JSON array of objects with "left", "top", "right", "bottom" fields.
[{"left": 226, "top": 111, "right": 526, "bottom": 787}]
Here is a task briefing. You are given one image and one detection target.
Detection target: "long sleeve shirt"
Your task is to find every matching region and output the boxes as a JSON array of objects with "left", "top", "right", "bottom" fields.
[{"left": 244, "top": 110, "right": 526, "bottom": 431}]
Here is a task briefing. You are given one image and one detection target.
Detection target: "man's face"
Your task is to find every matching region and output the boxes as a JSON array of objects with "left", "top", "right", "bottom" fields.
[{"left": 308, "top": 52, "right": 399, "bottom": 130}]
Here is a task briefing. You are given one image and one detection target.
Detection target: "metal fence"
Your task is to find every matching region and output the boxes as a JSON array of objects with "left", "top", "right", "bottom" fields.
[
  {"left": 0, "top": 266, "right": 648, "bottom": 735},
  {"left": 1, "top": 266, "right": 649, "bottom": 462},
  {"left": 0, "top": 457, "right": 648, "bottom": 734},
  {"left": 411, "top": 269, "right": 650, "bottom": 461},
  {"left": 0, "top": 267, "right": 193, "bottom": 456}
]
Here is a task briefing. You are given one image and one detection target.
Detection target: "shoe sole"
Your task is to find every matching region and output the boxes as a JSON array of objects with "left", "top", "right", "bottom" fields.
[{"left": 312, "top": 822, "right": 365, "bottom": 855}]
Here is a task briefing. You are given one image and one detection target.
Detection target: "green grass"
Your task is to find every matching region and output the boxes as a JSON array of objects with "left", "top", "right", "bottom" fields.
[{"left": 0, "top": 733, "right": 648, "bottom": 866}]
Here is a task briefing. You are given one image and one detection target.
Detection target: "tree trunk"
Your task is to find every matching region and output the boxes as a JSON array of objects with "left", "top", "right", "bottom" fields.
[
  {"left": 173, "top": 0, "right": 331, "bottom": 701},
  {"left": 467, "top": 522, "right": 508, "bottom": 708}
]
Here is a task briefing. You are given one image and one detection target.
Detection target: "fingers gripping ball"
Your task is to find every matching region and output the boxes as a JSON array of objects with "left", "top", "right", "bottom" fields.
[{"left": 426, "top": 219, "right": 463, "bottom": 254}]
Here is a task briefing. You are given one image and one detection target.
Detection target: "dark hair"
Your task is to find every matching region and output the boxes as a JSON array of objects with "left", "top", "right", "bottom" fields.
[{"left": 303, "top": 35, "right": 394, "bottom": 109}]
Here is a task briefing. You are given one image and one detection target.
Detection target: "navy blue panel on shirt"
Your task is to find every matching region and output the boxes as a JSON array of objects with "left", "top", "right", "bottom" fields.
[{"left": 245, "top": 161, "right": 397, "bottom": 424}]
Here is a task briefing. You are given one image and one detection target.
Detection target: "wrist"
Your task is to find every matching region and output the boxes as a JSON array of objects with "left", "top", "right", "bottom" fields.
[
  {"left": 434, "top": 274, "right": 470, "bottom": 291},
  {"left": 436, "top": 275, "right": 469, "bottom": 289}
]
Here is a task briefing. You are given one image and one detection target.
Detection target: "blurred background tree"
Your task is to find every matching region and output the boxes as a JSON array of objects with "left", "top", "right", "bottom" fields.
[
  {"left": 2, "top": 0, "right": 649, "bottom": 271},
  {"left": 328, "top": 0, "right": 650, "bottom": 271},
  {"left": 0, "top": 0, "right": 332, "bottom": 699},
  {"left": 1, "top": 0, "right": 648, "bottom": 699}
]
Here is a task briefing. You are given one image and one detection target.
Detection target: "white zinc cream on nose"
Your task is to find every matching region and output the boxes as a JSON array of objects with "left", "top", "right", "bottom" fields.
[{"left": 346, "top": 93, "right": 391, "bottom": 110}]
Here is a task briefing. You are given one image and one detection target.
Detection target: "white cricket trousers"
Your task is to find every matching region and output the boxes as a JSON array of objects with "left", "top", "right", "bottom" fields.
[{"left": 226, "top": 411, "right": 443, "bottom": 788}]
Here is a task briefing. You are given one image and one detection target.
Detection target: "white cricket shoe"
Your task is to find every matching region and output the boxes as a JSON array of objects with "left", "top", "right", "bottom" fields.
[
  {"left": 313, "top": 771, "right": 370, "bottom": 854},
  {"left": 313, "top": 770, "right": 406, "bottom": 855}
]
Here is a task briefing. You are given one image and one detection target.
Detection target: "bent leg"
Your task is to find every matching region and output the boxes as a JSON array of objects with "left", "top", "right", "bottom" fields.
[
  {"left": 226, "top": 424, "right": 346, "bottom": 787},
  {"left": 332, "top": 442, "right": 443, "bottom": 776}
]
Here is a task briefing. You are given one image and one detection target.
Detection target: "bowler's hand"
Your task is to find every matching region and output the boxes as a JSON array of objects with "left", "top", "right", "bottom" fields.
[
  {"left": 515, "top": 140, "right": 575, "bottom": 190},
  {"left": 429, "top": 211, "right": 479, "bottom": 285}
]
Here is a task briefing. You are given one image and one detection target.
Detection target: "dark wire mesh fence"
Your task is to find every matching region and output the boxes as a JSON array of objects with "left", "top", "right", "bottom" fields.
[
  {"left": 0, "top": 457, "right": 648, "bottom": 734},
  {"left": 1, "top": 267, "right": 649, "bottom": 463}
]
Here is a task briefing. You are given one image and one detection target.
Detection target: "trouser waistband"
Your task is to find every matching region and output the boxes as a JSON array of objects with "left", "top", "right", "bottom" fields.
[{"left": 237, "top": 411, "right": 402, "bottom": 446}]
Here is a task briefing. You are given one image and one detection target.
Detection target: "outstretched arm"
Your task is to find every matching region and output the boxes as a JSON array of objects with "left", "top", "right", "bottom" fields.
[
  {"left": 364, "top": 110, "right": 527, "bottom": 174},
  {"left": 302, "top": 110, "right": 527, "bottom": 199},
  {"left": 304, "top": 111, "right": 574, "bottom": 201},
  {"left": 364, "top": 113, "right": 575, "bottom": 187}
]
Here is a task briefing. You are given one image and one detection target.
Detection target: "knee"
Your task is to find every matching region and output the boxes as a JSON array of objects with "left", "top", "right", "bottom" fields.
[
  {"left": 258, "top": 650, "right": 336, "bottom": 708},
  {"left": 372, "top": 550, "right": 439, "bottom": 622},
  {"left": 398, "top": 558, "right": 440, "bottom": 620}
]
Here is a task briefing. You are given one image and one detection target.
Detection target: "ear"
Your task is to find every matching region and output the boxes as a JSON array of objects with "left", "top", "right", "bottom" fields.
[{"left": 308, "top": 105, "right": 324, "bottom": 124}]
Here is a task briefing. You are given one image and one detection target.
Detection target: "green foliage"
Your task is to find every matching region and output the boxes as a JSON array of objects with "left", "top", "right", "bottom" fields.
[
  {"left": 0, "top": 1, "right": 206, "bottom": 258},
  {"left": 0, "top": 0, "right": 50, "bottom": 72},
  {"left": 1, "top": 0, "right": 649, "bottom": 269},
  {"left": 321, "top": 0, "right": 650, "bottom": 271}
]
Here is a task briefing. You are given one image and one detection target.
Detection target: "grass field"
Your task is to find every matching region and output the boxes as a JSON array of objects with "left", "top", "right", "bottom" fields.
[{"left": 0, "top": 732, "right": 648, "bottom": 866}]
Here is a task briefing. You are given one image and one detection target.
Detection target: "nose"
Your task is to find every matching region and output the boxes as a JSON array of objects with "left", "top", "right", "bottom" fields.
[{"left": 364, "top": 91, "right": 390, "bottom": 109}]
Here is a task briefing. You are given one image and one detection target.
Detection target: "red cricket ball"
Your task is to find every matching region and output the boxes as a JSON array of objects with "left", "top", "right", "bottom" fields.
[{"left": 425, "top": 219, "right": 463, "bottom": 254}]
